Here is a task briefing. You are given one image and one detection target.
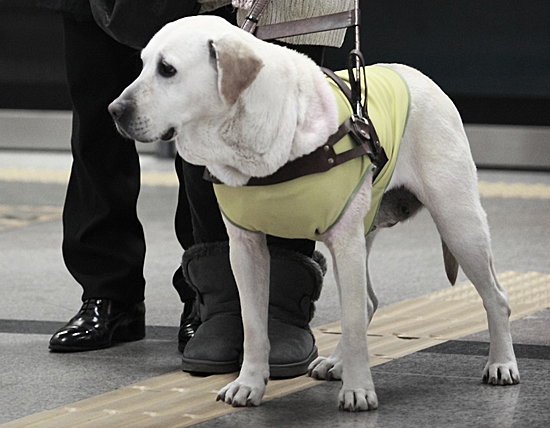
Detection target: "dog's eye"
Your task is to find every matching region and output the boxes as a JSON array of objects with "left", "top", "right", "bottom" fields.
[{"left": 158, "top": 60, "right": 177, "bottom": 78}]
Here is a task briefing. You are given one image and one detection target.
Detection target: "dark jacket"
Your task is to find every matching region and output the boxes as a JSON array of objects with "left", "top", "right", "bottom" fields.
[{"left": 36, "top": 0, "right": 93, "bottom": 21}]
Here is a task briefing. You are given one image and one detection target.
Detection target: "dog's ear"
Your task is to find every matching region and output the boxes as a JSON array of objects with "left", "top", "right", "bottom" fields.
[{"left": 208, "top": 37, "right": 264, "bottom": 106}]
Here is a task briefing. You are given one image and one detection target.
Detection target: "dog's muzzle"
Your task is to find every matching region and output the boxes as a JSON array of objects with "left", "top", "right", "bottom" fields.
[
  {"left": 108, "top": 99, "right": 135, "bottom": 138},
  {"left": 108, "top": 99, "right": 132, "bottom": 124},
  {"left": 108, "top": 99, "right": 176, "bottom": 142}
]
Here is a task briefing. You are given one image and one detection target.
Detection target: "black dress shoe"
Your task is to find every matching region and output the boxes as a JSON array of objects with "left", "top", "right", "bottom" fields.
[
  {"left": 49, "top": 299, "right": 146, "bottom": 352},
  {"left": 177, "top": 299, "right": 201, "bottom": 353}
]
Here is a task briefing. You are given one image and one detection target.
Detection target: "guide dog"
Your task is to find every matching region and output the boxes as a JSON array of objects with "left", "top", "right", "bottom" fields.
[{"left": 109, "top": 16, "right": 520, "bottom": 411}]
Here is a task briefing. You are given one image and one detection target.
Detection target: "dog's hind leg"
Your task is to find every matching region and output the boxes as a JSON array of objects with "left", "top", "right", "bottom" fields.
[
  {"left": 387, "top": 62, "right": 519, "bottom": 385},
  {"left": 405, "top": 135, "right": 519, "bottom": 385},
  {"left": 365, "top": 231, "right": 379, "bottom": 323},
  {"left": 429, "top": 197, "right": 519, "bottom": 385},
  {"left": 216, "top": 221, "right": 271, "bottom": 407}
]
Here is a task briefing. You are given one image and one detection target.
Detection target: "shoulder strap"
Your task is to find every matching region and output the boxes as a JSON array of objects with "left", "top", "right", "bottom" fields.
[{"left": 321, "top": 68, "right": 352, "bottom": 102}]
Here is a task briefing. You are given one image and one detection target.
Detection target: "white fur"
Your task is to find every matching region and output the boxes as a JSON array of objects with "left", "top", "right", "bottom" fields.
[{"left": 110, "top": 16, "right": 520, "bottom": 412}]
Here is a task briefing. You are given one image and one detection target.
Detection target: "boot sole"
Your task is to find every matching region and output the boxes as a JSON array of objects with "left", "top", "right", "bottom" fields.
[
  {"left": 181, "top": 357, "right": 241, "bottom": 375},
  {"left": 181, "top": 346, "right": 319, "bottom": 377},
  {"left": 269, "top": 345, "right": 318, "bottom": 379}
]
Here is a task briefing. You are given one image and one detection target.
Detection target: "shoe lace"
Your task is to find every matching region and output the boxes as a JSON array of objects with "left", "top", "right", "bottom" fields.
[{"left": 80, "top": 299, "right": 103, "bottom": 312}]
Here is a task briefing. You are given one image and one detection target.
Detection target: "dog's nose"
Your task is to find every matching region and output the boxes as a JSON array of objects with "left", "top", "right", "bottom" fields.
[{"left": 108, "top": 100, "right": 127, "bottom": 120}]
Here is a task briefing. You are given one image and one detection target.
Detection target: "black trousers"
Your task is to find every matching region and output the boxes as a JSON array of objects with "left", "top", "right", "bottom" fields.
[{"left": 61, "top": 10, "right": 322, "bottom": 304}]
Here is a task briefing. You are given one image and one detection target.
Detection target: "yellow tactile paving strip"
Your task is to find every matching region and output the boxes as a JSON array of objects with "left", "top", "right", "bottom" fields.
[
  {"left": 2, "top": 270, "right": 549, "bottom": 428},
  {"left": 1, "top": 166, "right": 550, "bottom": 198},
  {"left": 0, "top": 168, "right": 178, "bottom": 187},
  {"left": 478, "top": 181, "right": 550, "bottom": 199},
  {"left": 0, "top": 205, "right": 62, "bottom": 232},
  {"left": 3, "top": 168, "right": 548, "bottom": 234}
]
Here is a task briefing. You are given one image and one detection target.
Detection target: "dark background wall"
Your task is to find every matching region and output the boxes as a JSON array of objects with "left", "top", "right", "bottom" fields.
[
  {"left": 324, "top": 0, "right": 550, "bottom": 126},
  {"left": 0, "top": 0, "right": 68, "bottom": 110},
  {"left": 1, "top": 0, "right": 549, "bottom": 125}
]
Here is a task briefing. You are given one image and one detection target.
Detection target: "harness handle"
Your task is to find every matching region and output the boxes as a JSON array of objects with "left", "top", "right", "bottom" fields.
[
  {"left": 347, "top": 48, "right": 368, "bottom": 119},
  {"left": 241, "top": 0, "right": 272, "bottom": 34}
]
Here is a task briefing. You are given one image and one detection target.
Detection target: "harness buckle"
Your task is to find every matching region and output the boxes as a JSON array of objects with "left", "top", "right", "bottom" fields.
[
  {"left": 350, "top": 113, "right": 385, "bottom": 174},
  {"left": 351, "top": 114, "right": 381, "bottom": 151},
  {"left": 351, "top": 114, "right": 371, "bottom": 139}
]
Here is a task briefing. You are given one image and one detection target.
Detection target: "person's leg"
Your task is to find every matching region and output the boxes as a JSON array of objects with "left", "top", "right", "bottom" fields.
[
  {"left": 50, "top": 15, "right": 146, "bottom": 351},
  {"left": 175, "top": 159, "right": 228, "bottom": 246},
  {"left": 173, "top": 157, "right": 223, "bottom": 351},
  {"left": 62, "top": 17, "right": 145, "bottom": 300}
]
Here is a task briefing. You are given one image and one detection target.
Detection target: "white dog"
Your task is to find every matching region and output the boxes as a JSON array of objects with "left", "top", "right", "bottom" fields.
[{"left": 109, "top": 16, "right": 520, "bottom": 411}]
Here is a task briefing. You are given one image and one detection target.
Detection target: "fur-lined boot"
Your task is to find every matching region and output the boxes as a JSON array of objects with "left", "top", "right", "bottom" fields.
[{"left": 180, "top": 241, "right": 326, "bottom": 378}]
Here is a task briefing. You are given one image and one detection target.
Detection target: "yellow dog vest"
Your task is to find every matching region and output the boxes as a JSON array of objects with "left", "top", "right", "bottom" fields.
[{"left": 214, "top": 65, "right": 410, "bottom": 240}]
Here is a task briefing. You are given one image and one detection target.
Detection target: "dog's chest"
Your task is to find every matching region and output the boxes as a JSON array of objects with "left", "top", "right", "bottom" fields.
[{"left": 214, "top": 65, "right": 410, "bottom": 240}]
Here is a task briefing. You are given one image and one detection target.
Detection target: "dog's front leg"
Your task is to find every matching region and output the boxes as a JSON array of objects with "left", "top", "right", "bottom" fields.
[
  {"left": 217, "top": 220, "right": 270, "bottom": 407},
  {"left": 323, "top": 221, "right": 378, "bottom": 411}
]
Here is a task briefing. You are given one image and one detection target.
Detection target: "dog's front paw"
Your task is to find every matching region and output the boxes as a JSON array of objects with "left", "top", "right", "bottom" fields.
[
  {"left": 308, "top": 356, "right": 343, "bottom": 381},
  {"left": 338, "top": 387, "right": 378, "bottom": 412},
  {"left": 482, "top": 361, "right": 520, "bottom": 385},
  {"left": 217, "top": 375, "right": 268, "bottom": 407}
]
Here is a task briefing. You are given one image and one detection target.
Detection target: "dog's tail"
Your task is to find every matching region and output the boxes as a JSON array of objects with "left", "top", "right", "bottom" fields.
[{"left": 441, "top": 239, "right": 459, "bottom": 285}]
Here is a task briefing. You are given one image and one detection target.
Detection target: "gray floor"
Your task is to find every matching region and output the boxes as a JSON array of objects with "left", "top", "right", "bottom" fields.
[{"left": 1, "top": 149, "right": 549, "bottom": 427}]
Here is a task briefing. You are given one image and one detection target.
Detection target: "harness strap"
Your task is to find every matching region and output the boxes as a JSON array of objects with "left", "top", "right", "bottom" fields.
[{"left": 321, "top": 68, "right": 352, "bottom": 101}]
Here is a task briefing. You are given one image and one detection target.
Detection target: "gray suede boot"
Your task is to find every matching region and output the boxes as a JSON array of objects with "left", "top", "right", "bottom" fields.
[
  {"left": 268, "top": 247, "right": 326, "bottom": 378},
  {"left": 181, "top": 242, "right": 243, "bottom": 374},
  {"left": 181, "top": 242, "right": 326, "bottom": 378}
]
